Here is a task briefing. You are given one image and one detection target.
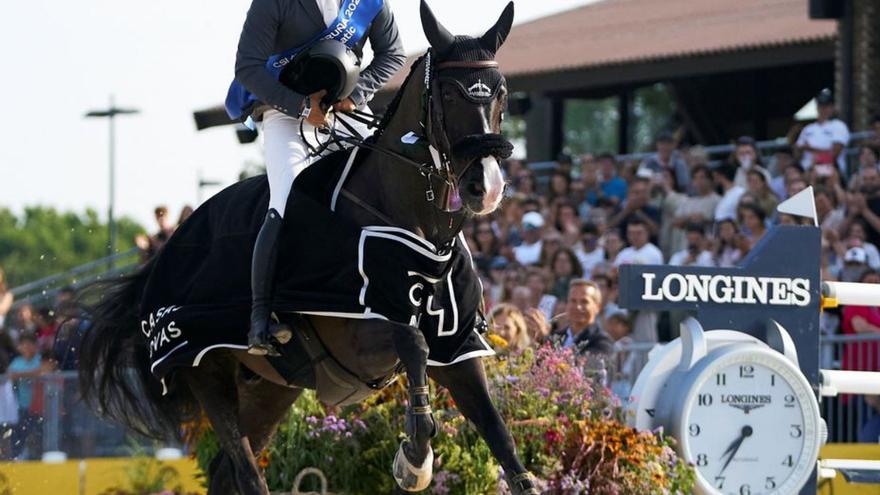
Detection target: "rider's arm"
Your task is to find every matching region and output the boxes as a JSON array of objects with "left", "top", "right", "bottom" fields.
[
  {"left": 234, "top": 0, "right": 306, "bottom": 117},
  {"left": 349, "top": 1, "right": 406, "bottom": 107}
]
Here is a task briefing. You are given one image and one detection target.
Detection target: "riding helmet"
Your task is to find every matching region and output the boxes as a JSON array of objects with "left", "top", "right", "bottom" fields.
[{"left": 279, "top": 39, "right": 361, "bottom": 105}]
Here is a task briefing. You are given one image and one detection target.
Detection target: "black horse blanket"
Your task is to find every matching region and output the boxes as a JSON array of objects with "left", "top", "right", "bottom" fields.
[{"left": 140, "top": 148, "right": 493, "bottom": 391}]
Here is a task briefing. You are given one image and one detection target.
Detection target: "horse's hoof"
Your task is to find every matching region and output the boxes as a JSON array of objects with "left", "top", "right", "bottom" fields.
[
  {"left": 270, "top": 323, "right": 293, "bottom": 345},
  {"left": 392, "top": 440, "right": 433, "bottom": 492}
]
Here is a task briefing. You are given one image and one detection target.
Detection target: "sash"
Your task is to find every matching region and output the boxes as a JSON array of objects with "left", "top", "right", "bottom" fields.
[{"left": 225, "top": 0, "right": 384, "bottom": 120}]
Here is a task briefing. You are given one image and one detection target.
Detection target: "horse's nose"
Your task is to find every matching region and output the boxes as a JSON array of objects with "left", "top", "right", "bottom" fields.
[{"left": 467, "top": 180, "right": 485, "bottom": 197}]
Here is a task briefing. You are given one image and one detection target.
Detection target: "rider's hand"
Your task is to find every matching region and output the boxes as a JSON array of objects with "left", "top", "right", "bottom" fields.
[
  {"left": 333, "top": 98, "right": 357, "bottom": 113},
  {"left": 305, "top": 90, "right": 328, "bottom": 127}
]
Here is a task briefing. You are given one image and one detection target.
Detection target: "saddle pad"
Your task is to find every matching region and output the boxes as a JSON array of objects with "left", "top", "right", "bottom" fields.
[{"left": 139, "top": 148, "right": 494, "bottom": 392}]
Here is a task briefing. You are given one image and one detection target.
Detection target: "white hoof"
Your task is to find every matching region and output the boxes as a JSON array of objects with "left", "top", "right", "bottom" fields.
[{"left": 392, "top": 441, "right": 433, "bottom": 492}]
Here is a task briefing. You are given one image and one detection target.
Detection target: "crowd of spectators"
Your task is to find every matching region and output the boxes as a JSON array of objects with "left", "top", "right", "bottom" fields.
[
  {"left": 474, "top": 95, "right": 880, "bottom": 383},
  {"left": 0, "top": 204, "right": 192, "bottom": 460}
]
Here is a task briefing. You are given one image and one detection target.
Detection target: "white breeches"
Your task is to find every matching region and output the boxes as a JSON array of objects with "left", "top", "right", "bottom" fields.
[{"left": 259, "top": 108, "right": 372, "bottom": 217}]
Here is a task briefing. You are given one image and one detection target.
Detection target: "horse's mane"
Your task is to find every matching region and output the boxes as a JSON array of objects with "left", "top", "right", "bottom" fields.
[{"left": 376, "top": 54, "right": 427, "bottom": 134}]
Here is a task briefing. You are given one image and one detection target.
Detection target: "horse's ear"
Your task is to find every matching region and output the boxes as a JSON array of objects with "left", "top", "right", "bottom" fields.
[
  {"left": 420, "top": 0, "right": 454, "bottom": 57},
  {"left": 480, "top": 2, "right": 515, "bottom": 53}
]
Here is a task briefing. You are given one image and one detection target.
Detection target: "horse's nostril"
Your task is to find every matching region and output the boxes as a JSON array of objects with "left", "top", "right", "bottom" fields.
[{"left": 468, "top": 182, "right": 484, "bottom": 196}]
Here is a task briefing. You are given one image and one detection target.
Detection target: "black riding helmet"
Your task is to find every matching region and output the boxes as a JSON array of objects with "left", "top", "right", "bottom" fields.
[{"left": 279, "top": 39, "right": 361, "bottom": 106}]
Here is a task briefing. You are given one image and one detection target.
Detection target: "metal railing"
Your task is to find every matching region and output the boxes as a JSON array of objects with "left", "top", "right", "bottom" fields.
[
  {"left": 8, "top": 247, "right": 141, "bottom": 309},
  {"left": 0, "top": 371, "right": 177, "bottom": 461}
]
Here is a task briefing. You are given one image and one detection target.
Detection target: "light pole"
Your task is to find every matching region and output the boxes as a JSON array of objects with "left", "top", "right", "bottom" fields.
[
  {"left": 197, "top": 169, "right": 223, "bottom": 204},
  {"left": 85, "top": 95, "right": 140, "bottom": 264}
]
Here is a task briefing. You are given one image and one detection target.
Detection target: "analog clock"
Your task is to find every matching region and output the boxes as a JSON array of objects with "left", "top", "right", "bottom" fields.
[{"left": 668, "top": 345, "right": 821, "bottom": 495}]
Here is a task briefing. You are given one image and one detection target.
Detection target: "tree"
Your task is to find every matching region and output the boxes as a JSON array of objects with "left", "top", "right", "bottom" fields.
[{"left": 0, "top": 207, "right": 144, "bottom": 288}]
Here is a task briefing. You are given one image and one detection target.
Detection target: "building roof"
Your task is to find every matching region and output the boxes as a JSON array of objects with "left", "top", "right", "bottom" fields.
[{"left": 388, "top": 0, "right": 837, "bottom": 86}]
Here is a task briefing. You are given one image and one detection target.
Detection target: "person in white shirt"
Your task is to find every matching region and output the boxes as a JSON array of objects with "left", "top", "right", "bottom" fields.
[
  {"left": 513, "top": 211, "right": 544, "bottom": 265},
  {"left": 575, "top": 223, "right": 605, "bottom": 275},
  {"left": 796, "top": 88, "right": 851, "bottom": 174},
  {"left": 668, "top": 224, "right": 715, "bottom": 267},
  {"left": 713, "top": 163, "right": 745, "bottom": 222},
  {"left": 614, "top": 220, "right": 664, "bottom": 266}
]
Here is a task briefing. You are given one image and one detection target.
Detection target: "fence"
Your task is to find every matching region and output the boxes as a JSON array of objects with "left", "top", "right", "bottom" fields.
[
  {"left": 0, "top": 371, "right": 178, "bottom": 462},
  {"left": 0, "top": 333, "right": 876, "bottom": 462}
]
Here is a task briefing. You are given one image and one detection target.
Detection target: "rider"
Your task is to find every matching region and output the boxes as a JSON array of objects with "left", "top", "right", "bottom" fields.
[{"left": 227, "top": 0, "right": 406, "bottom": 355}]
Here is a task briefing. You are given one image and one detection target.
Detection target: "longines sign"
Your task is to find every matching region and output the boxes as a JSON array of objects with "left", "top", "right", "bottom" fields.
[{"left": 641, "top": 273, "right": 811, "bottom": 307}]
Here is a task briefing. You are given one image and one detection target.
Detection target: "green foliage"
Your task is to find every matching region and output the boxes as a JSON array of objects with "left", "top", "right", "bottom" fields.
[
  {"left": 0, "top": 206, "right": 144, "bottom": 287},
  {"left": 97, "top": 453, "right": 199, "bottom": 495},
  {"left": 562, "top": 97, "right": 620, "bottom": 156}
]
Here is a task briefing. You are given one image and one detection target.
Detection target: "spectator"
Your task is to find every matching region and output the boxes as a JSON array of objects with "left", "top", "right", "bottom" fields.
[
  {"left": 639, "top": 130, "right": 690, "bottom": 191},
  {"left": 510, "top": 286, "right": 532, "bottom": 313},
  {"left": 850, "top": 146, "right": 880, "bottom": 190},
  {"left": 575, "top": 223, "right": 605, "bottom": 276},
  {"left": 669, "top": 224, "right": 715, "bottom": 267},
  {"left": 608, "top": 176, "right": 661, "bottom": 240},
  {"left": 538, "top": 230, "right": 563, "bottom": 268},
  {"left": 487, "top": 256, "right": 509, "bottom": 305},
  {"left": 471, "top": 219, "right": 501, "bottom": 273},
  {"left": 551, "top": 200, "right": 581, "bottom": 246},
  {"left": 843, "top": 166, "right": 880, "bottom": 248},
  {"left": 134, "top": 205, "right": 176, "bottom": 261},
  {"left": 795, "top": 88, "right": 850, "bottom": 174},
  {"left": 668, "top": 165, "right": 721, "bottom": 255},
  {"left": 8, "top": 333, "right": 47, "bottom": 459},
  {"left": 713, "top": 218, "right": 744, "bottom": 268},
  {"left": 596, "top": 153, "right": 628, "bottom": 206},
  {"left": 614, "top": 219, "right": 664, "bottom": 266},
  {"left": 732, "top": 136, "right": 763, "bottom": 188},
  {"left": 513, "top": 211, "right": 544, "bottom": 266},
  {"left": 602, "top": 229, "right": 625, "bottom": 264},
  {"left": 814, "top": 187, "right": 845, "bottom": 233},
  {"left": 713, "top": 163, "right": 746, "bottom": 222},
  {"left": 488, "top": 303, "right": 530, "bottom": 352},
  {"left": 840, "top": 247, "right": 870, "bottom": 283},
  {"left": 592, "top": 273, "right": 622, "bottom": 330},
  {"left": 548, "top": 171, "right": 573, "bottom": 205},
  {"left": 770, "top": 158, "right": 802, "bottom": 200},
  {"left": 547, "top": 279, "right": 614, "bottom": 357},
  {"left": 738, "top": 202, "right": 768, "bottom": 252},
  {"left": 549, "top": 248, "right": 584, "bottom": 300},
  {"left": 840, "top": 270, "right": 880, "bottom": 373},
  {"left": 0, "top": 267, "right": 12, "bottom": 330},
  {"left": 524, "top": 268, "right": 557, "bottom": 322},
  {"left": 745, "top": 168, "right": 779, "bottom": 218},
  {"left": 177, "top": 205, "right": 194, "bottom": 226},
  {"left": 841, "top": 221, "right": 880, "bottom": 269},
  {"left": 7, "top": 303, "right": 36, "bottom": 344}
]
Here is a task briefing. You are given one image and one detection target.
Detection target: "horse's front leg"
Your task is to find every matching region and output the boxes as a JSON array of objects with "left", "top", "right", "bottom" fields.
[
  {"left": 428, "top": 357, "right": 539, "bottom": 495},
  {"left": 390, "top": 323, "right": 436, "bottom": 492}
]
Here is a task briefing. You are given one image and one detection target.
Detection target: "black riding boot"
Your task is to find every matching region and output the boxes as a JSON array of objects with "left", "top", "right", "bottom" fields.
[{"left": 248, "top": 209, "right": 286, "bottom": 356}]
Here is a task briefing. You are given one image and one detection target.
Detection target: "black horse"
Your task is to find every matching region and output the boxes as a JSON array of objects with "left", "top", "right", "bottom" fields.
[{"left": 77, "top": 2, "right": 538, "bottom": 494}]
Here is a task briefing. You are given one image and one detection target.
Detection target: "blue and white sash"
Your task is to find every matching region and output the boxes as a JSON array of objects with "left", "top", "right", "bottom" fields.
[{"left": 225, "top": 0, "right": 384, "bottom": 120}]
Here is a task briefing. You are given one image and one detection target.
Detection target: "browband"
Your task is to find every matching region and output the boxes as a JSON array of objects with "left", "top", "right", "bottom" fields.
[{"left": 435, "top": 60, "right": 499, "bottom": 70}]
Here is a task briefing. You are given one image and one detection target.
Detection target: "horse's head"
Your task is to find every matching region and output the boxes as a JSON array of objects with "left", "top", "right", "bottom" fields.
[{"left": 420, "top": 1, "right": 514, "bottom": 216}]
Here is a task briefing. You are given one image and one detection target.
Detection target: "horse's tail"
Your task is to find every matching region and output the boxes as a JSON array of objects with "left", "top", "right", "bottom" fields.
[{"left": 77, "top": 257, "right": 197, "bottom": 441}]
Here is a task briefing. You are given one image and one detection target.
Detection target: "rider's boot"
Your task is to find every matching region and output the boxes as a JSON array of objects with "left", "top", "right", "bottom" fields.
[{"left": 248, "top": 209, "right": 288, "bottom": 357}]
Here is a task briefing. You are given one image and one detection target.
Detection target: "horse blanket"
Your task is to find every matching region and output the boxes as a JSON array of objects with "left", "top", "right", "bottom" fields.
[{"left": 139, "top": 148, "right": 494, "bottom": 390}]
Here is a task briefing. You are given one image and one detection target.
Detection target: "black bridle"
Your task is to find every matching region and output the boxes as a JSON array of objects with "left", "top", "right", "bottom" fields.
[{"left": 300, "top": 50, "right": 511, "bottom": 214}]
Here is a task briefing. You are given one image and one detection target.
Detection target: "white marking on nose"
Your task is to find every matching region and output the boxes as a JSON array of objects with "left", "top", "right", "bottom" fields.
[{"left": 478, "top": 156, "right": 504, "bottom": 215}]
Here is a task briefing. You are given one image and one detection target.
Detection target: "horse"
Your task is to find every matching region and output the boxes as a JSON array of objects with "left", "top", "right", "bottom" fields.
[{"left": 77, "top": 2, "right": 538, "bottom": 494}]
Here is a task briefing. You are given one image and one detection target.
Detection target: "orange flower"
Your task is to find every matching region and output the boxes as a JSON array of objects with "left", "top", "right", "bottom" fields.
[{"left": 258, "top": 450, "right": 271, "bottom": 469}]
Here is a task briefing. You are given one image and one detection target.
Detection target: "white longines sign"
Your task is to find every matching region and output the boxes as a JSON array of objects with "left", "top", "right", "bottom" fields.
[{"left": 641, "top": 273, "right": 811, "bottom": 307}]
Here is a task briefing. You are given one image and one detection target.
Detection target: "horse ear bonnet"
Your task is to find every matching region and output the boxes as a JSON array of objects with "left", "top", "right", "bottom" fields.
[{"left": 430, "top": 2, "right": 514, "bottom": 104}]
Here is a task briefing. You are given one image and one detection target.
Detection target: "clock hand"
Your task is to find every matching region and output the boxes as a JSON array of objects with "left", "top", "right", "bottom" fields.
[{"left": 719, "top": 426, "right": 753, "bottom": 475}]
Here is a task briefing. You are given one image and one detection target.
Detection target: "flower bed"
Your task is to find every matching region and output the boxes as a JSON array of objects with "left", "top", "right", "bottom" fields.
[{"left": 192, "top": 344, "right": 695, "bottom": 494}]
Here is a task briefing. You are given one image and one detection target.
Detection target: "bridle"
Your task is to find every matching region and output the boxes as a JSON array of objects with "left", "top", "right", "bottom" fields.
[{"left": 301, "top": 50, "right": 509, "bottom": 215}]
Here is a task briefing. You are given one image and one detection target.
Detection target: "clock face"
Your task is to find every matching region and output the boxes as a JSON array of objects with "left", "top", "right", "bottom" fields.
[{"left": 677, "top": 349, "right": 820, "bottom": 495}]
